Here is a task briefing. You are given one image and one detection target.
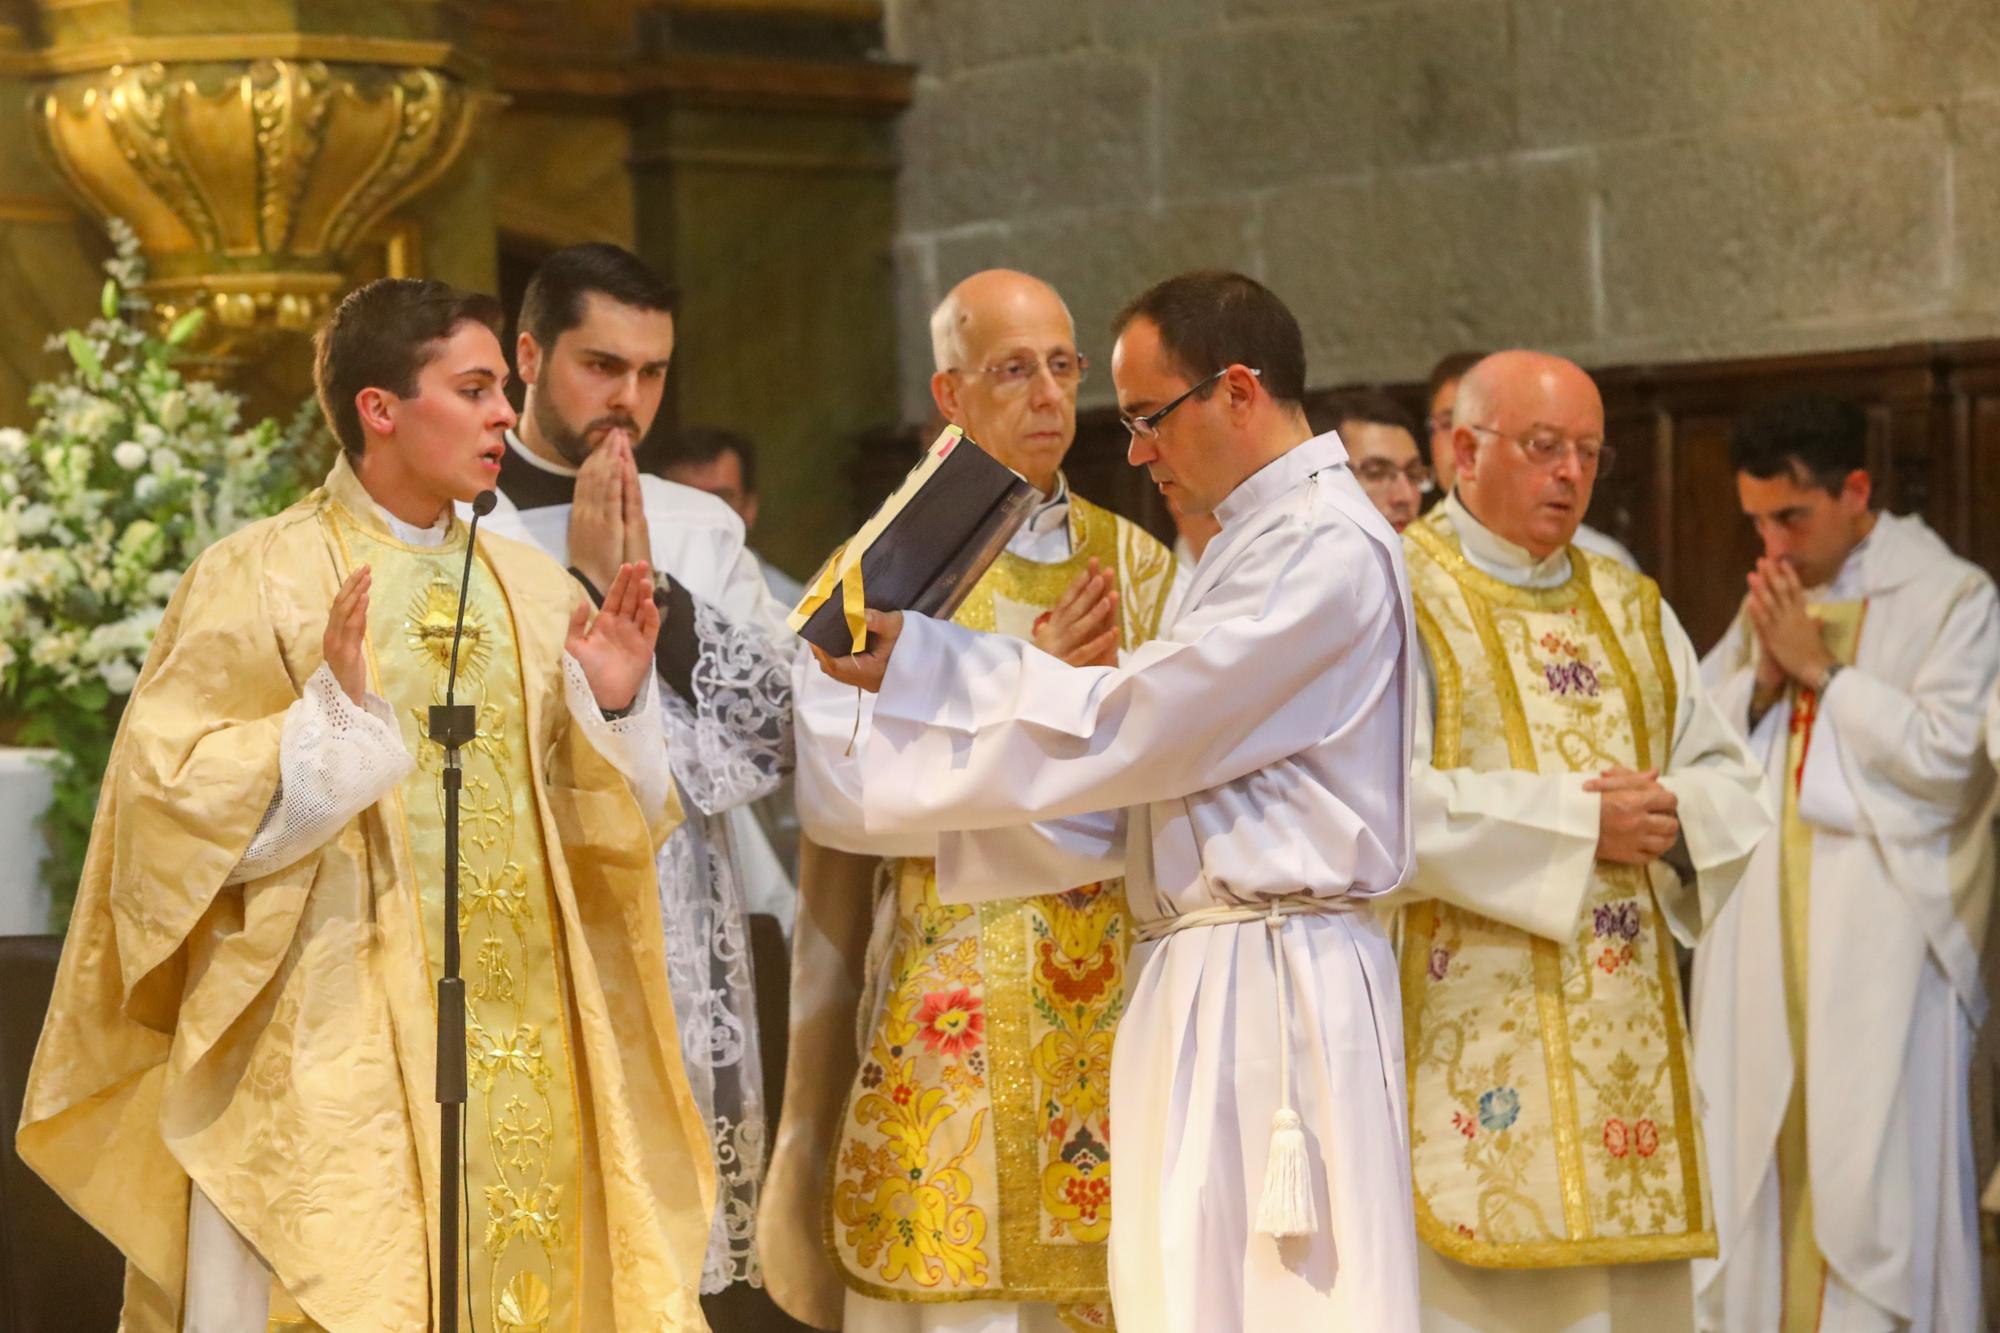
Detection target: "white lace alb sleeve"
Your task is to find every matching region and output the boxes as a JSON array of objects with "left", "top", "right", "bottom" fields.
[
  {"left": 225, "top": 663, "right": 414, "bottom": 886},
  {"left": 663, "top": 595, "right": 795, "bottom": 816},
  {"left": 562, "top": 652, "right": 673, "bottom": 820}
]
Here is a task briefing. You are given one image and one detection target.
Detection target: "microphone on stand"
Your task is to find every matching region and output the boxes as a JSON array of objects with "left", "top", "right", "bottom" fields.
[
  {"left": 429, "top": 486, "right": 495, "bottom": 1332},
  {"left": 445, "top": 489, "right": 499, "bottom": 708}
]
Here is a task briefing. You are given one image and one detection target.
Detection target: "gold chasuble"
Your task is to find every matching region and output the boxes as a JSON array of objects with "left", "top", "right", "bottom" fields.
[
  {"left": 17, "top": 457, "right": 714, "bottom": 1332},
  {"left": 809, "top": 497, "right": 1170, "bottom": 1327},
  {"left": 329, "top": 509, "right": 585, "bottom": 1328},
  {"left": 1399, "top": 510, "right": 1713, "bottom": 1269},
  {"left": 1773, "top": 602, "right": 1865, "bottom": 1333}
]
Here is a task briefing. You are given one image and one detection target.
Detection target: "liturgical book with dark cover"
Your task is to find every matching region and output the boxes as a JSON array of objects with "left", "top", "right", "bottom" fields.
[{"left": 790, "top": 425, "right": 1040, "bottom": 655}]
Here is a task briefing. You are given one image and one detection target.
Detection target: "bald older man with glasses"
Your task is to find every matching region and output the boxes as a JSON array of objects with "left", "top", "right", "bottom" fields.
[
  {"left": 1425, "top": 348, "right": 1639, "bottom": 568},
  {"left": 1389, "top": 350, "right": 1768, "bottom": 1332},
  {"left": 761, "top": 269, "right": 1175, "bottom": 1333}
]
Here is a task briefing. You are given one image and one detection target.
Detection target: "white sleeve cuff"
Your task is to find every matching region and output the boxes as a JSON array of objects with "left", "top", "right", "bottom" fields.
[
  {"left": 225, "top": 663, "right": 413, "bottom": 885},
  {"left": 562, "top": 652, "right": 672, "bottom": 820}
]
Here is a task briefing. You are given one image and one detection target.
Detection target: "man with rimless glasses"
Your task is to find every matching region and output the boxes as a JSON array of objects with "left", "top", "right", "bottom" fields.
[
  {"left": 1390, "top": 350, "right": 1767, "bottom": 1331},
  {"left": 765, "top": 269, "right": 1174, "bottom": 1333}
]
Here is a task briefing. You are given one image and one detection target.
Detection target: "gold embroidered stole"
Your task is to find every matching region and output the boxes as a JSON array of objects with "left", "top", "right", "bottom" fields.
[
  {"left": 328, "top": 505, "right": 585, "bottom": 1331},
  {"left": 1399, "top": 511, "right": 1712, "bottom": 1269},
  {"left": 1775, "top": 600, "right": 1866, "bottom": 1331},
  {"left": 827, "top": 496, "right": 1170, "bottom": 1314}
]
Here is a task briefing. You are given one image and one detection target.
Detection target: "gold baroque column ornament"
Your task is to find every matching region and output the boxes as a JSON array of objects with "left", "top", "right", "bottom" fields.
[{"left": 35, "top": 58, "right": 486, "bottom": 350}]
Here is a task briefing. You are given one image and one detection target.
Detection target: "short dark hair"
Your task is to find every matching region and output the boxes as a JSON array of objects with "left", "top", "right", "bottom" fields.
[
  {"left": 655, "top": 425, "right": 757, "bottom": 495},
  {"left": 1324, "top": 388, "right": 1422, "bottom": 440},
  {"left": 1730, "top": 393, "right": 1870, "bottom": 493},
  {"left": 1112, "top": 270, "right": 1307, "bottom": 408},
  {"left": 314, "top": 278, "right": 505, "bottom": 459},
  {"left": 1426, "top": 351, "right": 1487, "bottom": 408},
  {"left": 519, "top": 243, "right": 679, "bottom": 351}
]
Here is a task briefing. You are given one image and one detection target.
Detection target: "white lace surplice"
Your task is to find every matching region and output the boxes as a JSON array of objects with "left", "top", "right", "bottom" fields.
[{"left": 659, "top": 596, "right": 795, "bottom": 1292}]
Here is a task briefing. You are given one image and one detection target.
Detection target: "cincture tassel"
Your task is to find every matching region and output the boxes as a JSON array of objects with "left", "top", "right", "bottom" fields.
[
  {"left": 1135, "top": 894, "right": 1346, "bottom": 1239},
  {"left": 1255, "top": 904, "right": 1319, "bottom": 1238}
]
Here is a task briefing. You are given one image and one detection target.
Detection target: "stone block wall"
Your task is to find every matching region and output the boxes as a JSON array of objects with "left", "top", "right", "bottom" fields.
[{"left": 886, "top": 0, "right": 2000, "bottom": 416}]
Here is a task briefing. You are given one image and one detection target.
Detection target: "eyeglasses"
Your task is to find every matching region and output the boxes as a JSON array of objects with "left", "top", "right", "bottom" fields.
[
  {"left": 1427, "top": 413, "right": 1454, "bottom": 436},
  {"left": 1120, "top": 367, "right": 1260, "bottom": 440},
  {"left": 1354, "top": 459, "right": 1436, "bottom": 494},
  {"left": 1464, "top": 424, "right": 1615, "bottom": 477},
  {"left": 948, "top": 352, "right": 1089, "bottom": 392}
]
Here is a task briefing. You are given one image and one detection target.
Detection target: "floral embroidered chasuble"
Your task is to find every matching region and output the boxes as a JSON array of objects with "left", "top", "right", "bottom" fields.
[
  {"left": 827, "top": 497, "right": 1171, "bottom": 1321},
  {"left": 1399, "top": 511, "right": 1714, "bottom": 1269},
  {"left": 330, "top": 511, "right": 584, "bottom": 1330}
]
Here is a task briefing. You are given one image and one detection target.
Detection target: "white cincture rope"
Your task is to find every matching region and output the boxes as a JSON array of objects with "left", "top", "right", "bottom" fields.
[{"left": 1133, "top": 893, "right": 1362, "bottom": 1238}]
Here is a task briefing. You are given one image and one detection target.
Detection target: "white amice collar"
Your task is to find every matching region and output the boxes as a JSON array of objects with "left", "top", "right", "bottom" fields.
[
  {"left": 506, "top": 428, "right": 579, "bottom": 478},
  {"left": 1814, "top": 523, "right": 1876, "bottom": 602},
  {"left": 1211, "top": 430, "right": 1350, "bottom": 531},
  {"left": 1023, "top": 471, "right": 1071, "bottom": 537},
  {"left": 373, "top": 498, "right": 452, "bottom": 548},
  {"left": 1445, "top": 491, "right": 1572, "bottom": 589}
]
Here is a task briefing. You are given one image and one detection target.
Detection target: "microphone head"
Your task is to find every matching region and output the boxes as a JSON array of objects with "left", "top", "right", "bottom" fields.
[{"left": 471, "top": 489, "right": 498, "bottom": 517}]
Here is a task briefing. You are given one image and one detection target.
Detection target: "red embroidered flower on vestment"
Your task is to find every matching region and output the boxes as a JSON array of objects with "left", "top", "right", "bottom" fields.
[
  {"left": 914, "top": 987, "right": 986, "bottom": 1058},
  {"left": 1037, "top": 938, "right": 1118, "bottom": 1005},
  {"left": 1062, "top": 1174, "right": 1111, "bottom": 1221},
  {"left": 1634, "top": 1119, "right": 1659, "bottom": 1158},
  {"left": 1604, "top": 1118, "right": 1630, "bottom": 1157}
]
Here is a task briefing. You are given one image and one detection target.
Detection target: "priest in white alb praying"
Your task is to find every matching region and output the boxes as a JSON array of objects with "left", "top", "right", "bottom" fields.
[
  {"left": 815, "top": 269, "right": 1423, "bottom": 1331},
  {"left": 1392, "top": 350, "right": 1769, "bottom": 1333},
  {"left": 1694, "top": 394, "right": 1999, "bottom": 1333}
]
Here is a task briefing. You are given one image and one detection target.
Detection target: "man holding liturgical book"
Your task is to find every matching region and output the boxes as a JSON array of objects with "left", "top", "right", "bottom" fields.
[
  {"left": 761, "top": 269, "right": 1176, "bottom": 1333},
  {"left": 811, "top": 270, "right": 1421, "bottom": 1331}
]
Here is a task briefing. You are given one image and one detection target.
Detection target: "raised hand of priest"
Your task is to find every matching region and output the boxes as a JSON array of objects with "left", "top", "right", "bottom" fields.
[
  {"left": 323, "top": 565, "right": 372, "bottom": 704},
  {"left": 1034, "top": 559, "right": 1120, "bottom": 667},
  {"left": 1746, "top": 557, "right": 1835, "bottom": 690},
  {"left": 812, "top": 609, "right": 903, "bottom": 694},
  {"left": 567, "top": 560, "right": 661, "bottom": 713},
  {"left": 615, "top": 439, "right": 654, "bottom": 568},
  {"left": 1585, "top": 765, "right": 1680, "bottom": 865},
  {"left": 568, "top": 439, "right": 627, "bottom": 596}
]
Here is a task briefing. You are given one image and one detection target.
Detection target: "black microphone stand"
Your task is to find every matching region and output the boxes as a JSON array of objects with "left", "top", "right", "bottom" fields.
[{"left": 428, "top": 489, "right": 495, "bottom": 1331}]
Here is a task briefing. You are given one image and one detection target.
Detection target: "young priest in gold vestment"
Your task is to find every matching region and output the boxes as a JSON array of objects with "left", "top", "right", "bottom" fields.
[
  {"left": 760, "top": 270, "right": 1173, "bottom": 1333},
  {"left": 16, "top": 279, "right": 715, "bottom": 1332},
  {"left": 1393, "top": 351, "right": 1769, "bottom": 1332}
]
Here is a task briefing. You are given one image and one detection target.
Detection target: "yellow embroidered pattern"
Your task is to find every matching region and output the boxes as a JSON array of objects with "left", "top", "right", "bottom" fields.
[
  {"left": 333, "top": 510, "right": 582, "bottom": 1330},
  {"left": 1398, "top": 511, "right": 1712, "bottom": 1270},
  {"left": 827, "top": 496, "right": 1167, "bottom": 1321}
]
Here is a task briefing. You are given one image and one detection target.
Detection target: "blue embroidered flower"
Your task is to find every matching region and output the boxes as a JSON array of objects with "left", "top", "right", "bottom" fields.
[{"left": 1477, "top": 1087, "right": 1521, "bottom": 1133}]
